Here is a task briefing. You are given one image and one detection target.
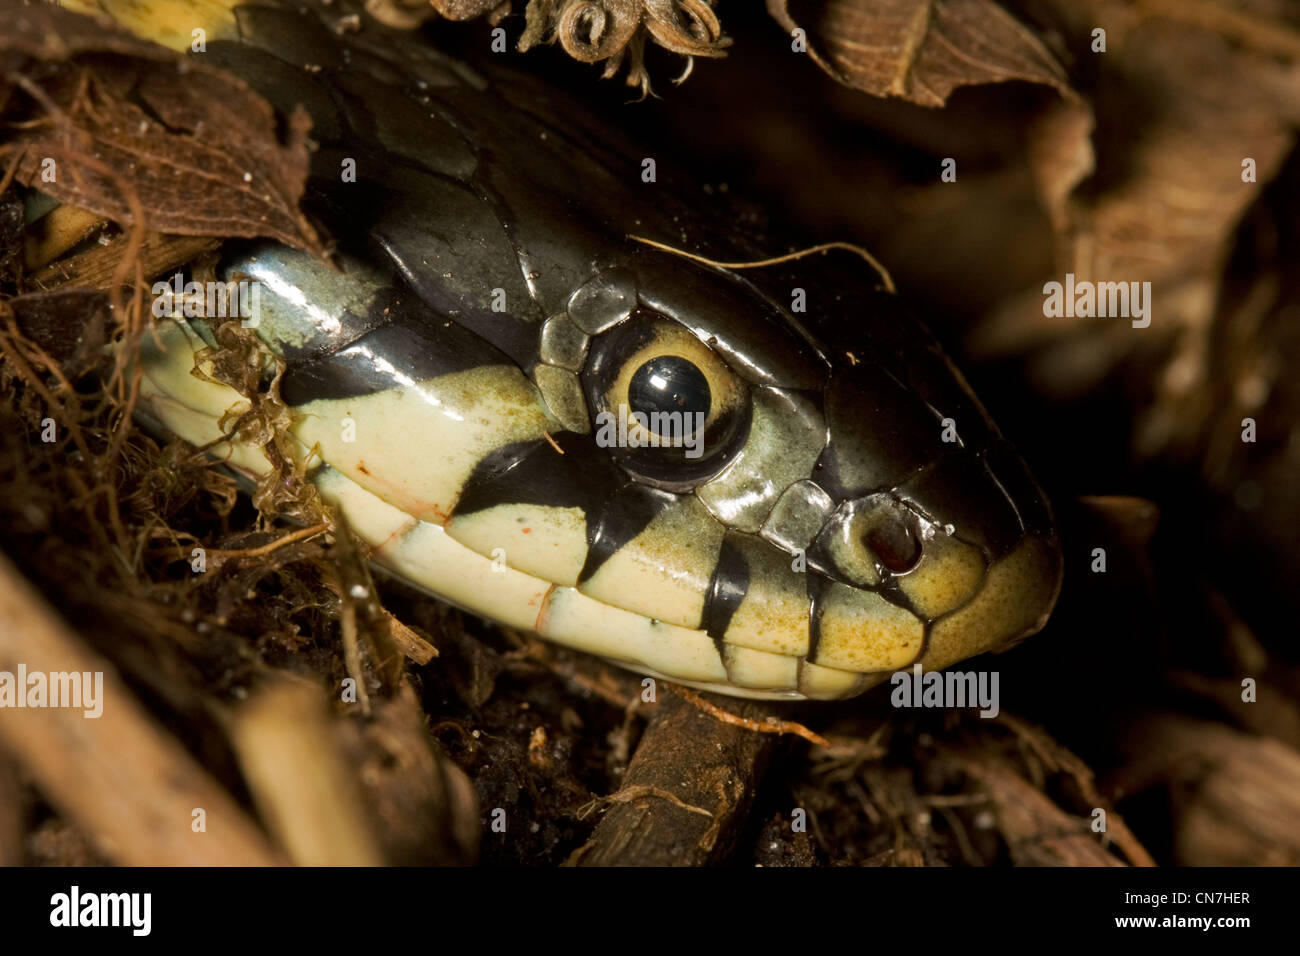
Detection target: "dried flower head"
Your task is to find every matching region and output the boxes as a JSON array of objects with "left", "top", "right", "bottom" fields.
[{"left": 518, "top": 0, "right": 731, "bottom": 96}]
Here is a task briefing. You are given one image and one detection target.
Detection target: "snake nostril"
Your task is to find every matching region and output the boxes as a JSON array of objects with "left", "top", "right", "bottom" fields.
[{"left": 863, "top": 515, "right": 921, "bottom": 574}]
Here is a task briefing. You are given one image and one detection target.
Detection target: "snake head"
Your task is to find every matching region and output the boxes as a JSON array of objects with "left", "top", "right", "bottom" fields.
[{"left": 126, "top": 0, "right": 1062, "bottom": 700}]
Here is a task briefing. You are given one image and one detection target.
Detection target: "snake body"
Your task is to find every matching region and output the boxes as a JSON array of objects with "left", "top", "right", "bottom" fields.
[{"left": 87, "top": 0, "right": 1061, "bottom": 699}]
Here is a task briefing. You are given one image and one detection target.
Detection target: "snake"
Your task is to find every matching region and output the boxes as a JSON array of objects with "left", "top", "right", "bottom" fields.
[{"left": 48, "top": 0, "right": 1062, "bottom": 700}]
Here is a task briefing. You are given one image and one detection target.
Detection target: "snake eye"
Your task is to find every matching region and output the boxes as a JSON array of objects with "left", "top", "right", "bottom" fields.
[{"left": 583, "top": 313, "right": 751, "bottom": 490}]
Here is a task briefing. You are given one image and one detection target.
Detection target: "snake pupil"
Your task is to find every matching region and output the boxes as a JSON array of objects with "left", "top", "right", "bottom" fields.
[{"left": 628, "top": 356, "right": 711, "bottom": 429}]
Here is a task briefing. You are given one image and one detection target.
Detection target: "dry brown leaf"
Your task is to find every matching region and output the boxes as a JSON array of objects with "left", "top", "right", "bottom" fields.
[
  {"left": 767, "top": 0, "right": 1073, "bottom": 107},
  {"left": 977, "top": 0, "right": 1300, "bottom": 412},
  {"left": 1025, "top": 97, "right": 1096, "bottom": 250},
  {"left": 1057, "top": 14, "right": 1296, "bottom": 286},
  {"left": 0, "top": 1, "right": 325, "bottom": 255},
  {"left": 30, "top": 232, "right": 222, "bottom": 293}
]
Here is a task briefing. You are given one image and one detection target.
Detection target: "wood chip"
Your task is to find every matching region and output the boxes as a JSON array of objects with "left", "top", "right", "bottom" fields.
[{"left": 568, "top": 689, "right": 785, "bottom": 865}]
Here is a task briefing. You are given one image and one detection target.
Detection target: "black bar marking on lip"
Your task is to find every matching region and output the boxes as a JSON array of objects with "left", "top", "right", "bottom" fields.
[
  {"left": 876, "top": 575, "right": 924, "bottom": 623},
  {"left": 278, "top": 286, "right": 516, "bottom": 406},
  {"left": 450, "top": 438, "right": 547, "bottom": 512},
  {"left": 703, "top": 533, "right": 752, "bottom": 660},
  {"left": 451, "top": 432, "right": 624, "bottom": 521},
  {"left": 578, "top": 481, "right": 677, "bottom": 586},
  {"left": 806, "top": 552, "right": 925, "bottom": 669},
  {"left": 806, "top": 570, "right": 835, "bottom": 666}
]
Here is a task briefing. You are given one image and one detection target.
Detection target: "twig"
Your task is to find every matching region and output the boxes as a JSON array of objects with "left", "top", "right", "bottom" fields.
[
  {"left": 226, "top": 678, "right": 384, "bottom": 865},
  {"left": 0, "top": 755, "right": 23, "bottom": 865},
  {"left": 204, "top": 522, "right": 330, "bottom": 560},
  {"left": 0, "top": 551, "right": 282, "bottom": 865},
  {"left": 953, "top": 750, "right": 1127, "bottom": 868}
]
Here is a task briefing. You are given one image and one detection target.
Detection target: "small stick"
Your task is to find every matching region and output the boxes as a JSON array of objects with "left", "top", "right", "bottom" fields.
[
  {"left": 0, "top": 552, "right": 281, "bottom": 865},
  {"left": 203, "top": 522, "right": 330, "bottom": 560},
  {"left": 227, "top": 679, "right": 385, "bottom": 866},
  {"left": 951, "top": 749, "right": 1128, "bottom": 867},
  {"left": 997, "top": 712, "right": 1155, "bottom": 867}
]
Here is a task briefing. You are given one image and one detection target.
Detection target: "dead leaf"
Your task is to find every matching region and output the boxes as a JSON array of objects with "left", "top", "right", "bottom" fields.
[
  {"left": 975, "top": 0, "right": 1300, "bottom": 417},
  {"left": 8, "top": 288, "right": 109, "bottom": 379},
  {"left": 0, "top": 1, "right": 326, "bottom": 255},
  {"left": 1024, "top": 97, "right": 1095, "bottom": 251},
  {"left": 766, "top": 0, "right": 1074, "bottom": 107},
  {"left": 29, "top": 232, "right": 221, "bottom": 293}
]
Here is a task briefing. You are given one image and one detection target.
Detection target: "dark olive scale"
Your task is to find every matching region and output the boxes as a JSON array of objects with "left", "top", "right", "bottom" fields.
[
  {"left": 276, "top": 287, "right": 516, "bottom": 405},
  {"left": 200, "top": 0, "right": 1059, "bottom": 678}
]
